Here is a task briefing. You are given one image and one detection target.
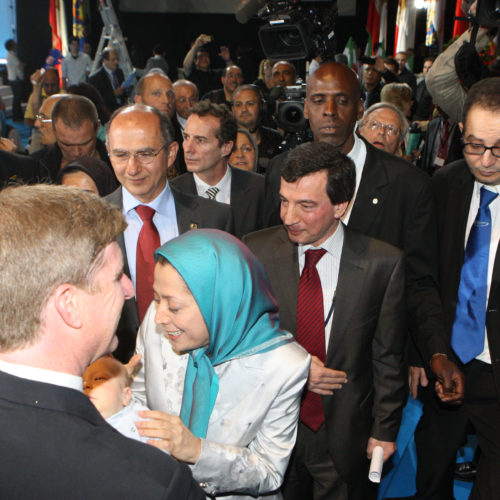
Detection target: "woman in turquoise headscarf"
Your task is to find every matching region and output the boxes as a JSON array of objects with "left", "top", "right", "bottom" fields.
[{"left": 133, "top": 229, "right": 310, "bottom": 499}]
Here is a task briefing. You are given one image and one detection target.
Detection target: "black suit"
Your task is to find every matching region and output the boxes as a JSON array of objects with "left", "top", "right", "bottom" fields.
[
  {"left": 415, "top": 160, "right": 500, "bottom": 499},
  {"left": 0, "top": 370, "right": 204, "bottom": 499},
  {"left": 244, "top": 225, "right": 407, "bottom": 498},
  {"left": 89, "top": 66, "right": 125, "bottom": 113},
  {"left": 170, "top": 166, "right": 265, "bottom": 239},
  {"left": 265, "top": 138, "right": 447, "bottom": 363},
  {"left": 106, "top": 185, "right": 232, "bottom": 362}
]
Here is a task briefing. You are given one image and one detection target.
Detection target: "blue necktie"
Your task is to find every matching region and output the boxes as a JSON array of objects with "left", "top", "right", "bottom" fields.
[{"left": 451, "top": 186, "right": 498, "bottom": 364}]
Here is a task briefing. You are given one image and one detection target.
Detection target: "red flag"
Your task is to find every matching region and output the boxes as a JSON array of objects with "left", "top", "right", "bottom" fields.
[
  {"left": 366, "top": 0, "right": 380, "bottom": 55},
  {"left": 453, "top": 0, "right": 468, "bottom": 38},
  {"left": 49, "top": 0, "right": 62, "bottom": 52}
]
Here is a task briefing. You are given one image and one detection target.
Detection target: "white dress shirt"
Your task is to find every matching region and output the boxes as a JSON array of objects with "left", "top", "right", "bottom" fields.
[
  {"left": 122, "top": 183, "right": 178, "bottom": 290},
  {"left": 193, "top": 165, "right": 232, "bottom": 204},
  {"left": 298, "top": 223, "right": 344, "bottom": 349},
  {"left": 465, "top": 182, "right": 500, "bottom": 364},
  {"left": 342, "top": 132, "right": 367, "bottom": 224},
  {"left": 0, "top": 359, "right": 82, "bottom": 391}
]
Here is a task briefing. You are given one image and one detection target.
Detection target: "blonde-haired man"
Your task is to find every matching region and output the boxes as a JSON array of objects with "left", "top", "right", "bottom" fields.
[{"left": 0, "top": 184, "right": 204, "bottom": 500}]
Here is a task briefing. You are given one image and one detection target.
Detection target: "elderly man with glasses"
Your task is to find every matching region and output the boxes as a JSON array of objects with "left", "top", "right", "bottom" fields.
[{"left": 105, "top": 103, "right": 232, "bottom": 362}]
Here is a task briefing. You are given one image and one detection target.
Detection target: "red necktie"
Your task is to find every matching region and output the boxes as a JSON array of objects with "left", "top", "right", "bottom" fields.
[
  {"left": 136, "top": 205, "right": 160, "bottom": 321},
  {"left": 296, "top": 248, "right": 326, "bottom": 431}
]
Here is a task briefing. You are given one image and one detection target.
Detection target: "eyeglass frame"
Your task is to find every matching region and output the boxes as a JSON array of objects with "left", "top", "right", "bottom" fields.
[
  {"left": 360, "top": 119, "right": 400, "bottom": 137},
  {"left": 35, "top": 114, "right": 52, "bottom": 124},
  {"left": 462, "top": 141, "right": 500, "bottom": 159},
  {"left": 108, "top": 143, "right": 168, "bottom": 165}
]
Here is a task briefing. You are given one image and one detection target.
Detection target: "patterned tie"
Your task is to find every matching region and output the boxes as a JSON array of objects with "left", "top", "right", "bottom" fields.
[
  {"left": 205, "top": 187, "right": 220, "bottom": 200},
  {"left": 296, "top": 248, "right": 327, "bottom": 431},
  {"left": 451, "top": 186, "right": 498, "bottom": 364},
  {"left": 135, "top": 205, "right": 161, "bottom": 321}
]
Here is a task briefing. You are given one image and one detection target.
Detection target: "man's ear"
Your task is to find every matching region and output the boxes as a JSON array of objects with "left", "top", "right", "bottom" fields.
[
  {"left": 304, "top": 98, "right": 309, "bottom": 119},
  {"left": 222, "top": 140, "right": 234, "bottom": 158},
  {"left": 134, "top": 94, "right": 142, "bottom": 104},
  {"left": 459, "top": 122, "right": 464, "bottom": 134},
  {"left": 53, "top": 284, "right": 83, "bottom": 329},
  {"left": 357, "top": 99, "right": 364, "bottom": 120},
  {"left": 333, "top": 200, "right": 349, "bottom": 220},
  {"left": 166, "top": 141, "right": 179, "bottom": 166}
]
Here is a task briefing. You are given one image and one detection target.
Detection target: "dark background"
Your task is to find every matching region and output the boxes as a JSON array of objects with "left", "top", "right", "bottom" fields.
[{"left": 16, "top": 0, "right": 459, "bottom": 83}]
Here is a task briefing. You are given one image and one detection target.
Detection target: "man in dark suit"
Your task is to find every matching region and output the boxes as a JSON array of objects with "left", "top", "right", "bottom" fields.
[
  {"left": 171, "top": 100, "right": 264, "bottom": 239},
  {"left": 105, "top": 103, "right": 232, "bottom": 362},
  {"left": 415, "top": 77, "right": 500, "bottom": 499},
  {"left": 264, "top": 62, "right": 464, "bottom": 399},
  {"left": 89, "top": 47, "right": 125, "bottom": 112},
  {"left": 245, "top": 142, "right": 407, "bottom": 499},
  {"left": 0, "top": 184, "right": 204, "bottom": 500}
]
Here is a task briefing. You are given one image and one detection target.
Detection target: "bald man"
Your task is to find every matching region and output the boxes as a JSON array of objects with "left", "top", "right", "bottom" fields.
[
  {"left": 262, "top": 62, "right": 464, "bottom": 498},
  {"left": 202, "top": 64, "right": 244, "bottom": 108}
]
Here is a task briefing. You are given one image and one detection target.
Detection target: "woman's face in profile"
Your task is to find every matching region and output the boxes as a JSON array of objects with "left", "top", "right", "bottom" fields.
[
  {"left": 61, "top": 170, "right": 99, "bottom": 195},
  {"left": 153, "top": 262, "right": 209, "bottom": 355},
  {"left": 229, "top": 132, "right": 256, "bottom": 172}
]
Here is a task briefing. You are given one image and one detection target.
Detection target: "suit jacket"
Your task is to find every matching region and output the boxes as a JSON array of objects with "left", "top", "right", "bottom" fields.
[
  {"left": 243, "top": 225, "right": 407, "bottom": 488},
  {"left": 0, "top": 370, "right": 204, "bottom": 499},
  {"left": 170, "top": 166, "right": 265, "bottom": 239},
  {"left": 264, "top": 138, "right": 447, "bottom": 363},
  {"left": 89, "top": 66, "right": 124, "bottom": 113},
  {"left": 105, "top": 185, "right": 233, "bottom": 362},
  {"left": 431, "top": 160, "right": 500, "bottom": 395},
  {"left": 133, "top": 304, "right": 311, "bottom": 499}
]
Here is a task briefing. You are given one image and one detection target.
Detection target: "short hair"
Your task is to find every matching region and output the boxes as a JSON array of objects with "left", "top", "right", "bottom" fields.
[
  {"left": 102, "top": 47, "right": 116, "bottom": 61},
  {"left": 380, "top": 83, "right": 412, "bottom": 114},
  {"left": 195, "top": 46, "right": 210, "bottom": 58},
  {"left": 462, "top": 77, "right": 500, "bottom": 124},
  {"left": 281, "top": 142, "right": 356, "bottom": 205},
  {"left": 106, "top": 103, "right": 175, "bottom": 147},
  {"left": 5, "top": 39, "right": 16, "bottom": 51},
  {"left": 51, "top": 95, "right": 99, "bottom": 130},
  {"left": 173, "top": 79, "right": 199, "bottom": 99},
  {"left": 135, "top": 71, "right": 171, "bottom": 97},
  {"left": 69, "top": 36, "right": 79, "bottom": 45},
  {"left": 360, "top": 102, "right": 409, "bottom": 142},
  {"left": 423, "top": 57, "right": 435, "bottom": 64},
  {"left": 384, "top": 57, "right": 398, "bottom": 68},
  {"left": 231, "top": 84, "right": 262, "bottom": 104},
  {"left": 0, "top": 184, "right": 126, "bottom": 351},
  {"left": 189, "top": 100, "right": 237, "bottom": 146}
]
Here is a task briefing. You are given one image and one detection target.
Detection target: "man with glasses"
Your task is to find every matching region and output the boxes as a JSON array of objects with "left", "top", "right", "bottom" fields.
[
  {"left": 32, "top": 93, "right": 65, "bottom": 149},
  {"left": 415, "top": 77, "right": 500, "bottom": 499},
  {"left": 30, "top": 95, "right": 112, "bottom": 181},
  {"left": 358, "top": 102, "right": 408, "bottom": 156},
  {"left": 105, "top": 103, "right": 232, "bottom": 362}
]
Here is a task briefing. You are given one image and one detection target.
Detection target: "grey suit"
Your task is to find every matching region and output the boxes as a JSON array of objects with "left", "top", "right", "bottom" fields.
[
  {"left": 244, "top": 225, "right": 407, "bottom": 498},
  {"left": 170, "top": 166, "right": 265, "bottom": 239},
  {"left": 106, "top": 185, "right": 233, "bottom": 362}
]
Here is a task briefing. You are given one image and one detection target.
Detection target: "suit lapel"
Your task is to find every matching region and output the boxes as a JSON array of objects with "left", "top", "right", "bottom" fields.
[
  {"left": 325, "top": 229, "right": 367, "bottom": 366},
  {"left": 229, "top": 167, "right": 250, "bottom": 223},
  {"left": 171, "top": 185, "right": 201, "bottom": 233},
  {"left": 106, "top": 188, "right": 131, "bottom": 278},
  {"left": 348, "top": 140, "right": 390, "bottom": 231}
]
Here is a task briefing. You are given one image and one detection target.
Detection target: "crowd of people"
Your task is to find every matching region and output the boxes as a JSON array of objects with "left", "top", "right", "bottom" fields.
[{"left": 1, "top": 5, "right": 500, "bottom": 498}]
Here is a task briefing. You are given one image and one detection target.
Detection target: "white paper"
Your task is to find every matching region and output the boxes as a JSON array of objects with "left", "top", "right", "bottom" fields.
[{"left": 368, "top": 445, "right": 384, "bottom": 483}]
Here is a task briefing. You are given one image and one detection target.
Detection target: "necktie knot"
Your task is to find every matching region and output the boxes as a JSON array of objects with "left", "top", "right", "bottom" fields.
[
  {"left": 304, "top": 248, "right": 326, "bottom": 269},
  {"left": 479, "top": 186, "right": 498, "bottom": 210},
  {"left": 136, "top": 205, "right": 156, "bottom": 222},
  {"left": 206, "top": 187, "right": 220, "bottom": 200}
]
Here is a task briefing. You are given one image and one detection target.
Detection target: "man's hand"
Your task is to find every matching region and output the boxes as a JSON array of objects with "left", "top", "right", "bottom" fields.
[
  {"left": 124, "top": 353, "right": 142, "bottom": 376},
  {"left": 30, "top": 69, "right": 44, "bottom": 87},
  {"left": 218, "top": 46, "right": 232, "bottom": 64},
  {"left": 374, "top": 56, "right": 386, "bottom": 74},
  {"left": 0, "top": 137, "right": 17, "bottom": 153},
  {"left": 195, "top": 33, "right": 212, "bottom": 48},
  {"left": 114, "top": 86, "right": 125, "bottom": 96},
  {"left": 408, "top": 366, "right": 429, "bottom": 399},
  {"left": 367, "top": 437, "right": 396, "bottom": 461},
  {"left": 307, "top": 355, "right": 347, "bottom": 396},
  {"left": 430, "top": 354, "right": 464, "bottom": 404}
]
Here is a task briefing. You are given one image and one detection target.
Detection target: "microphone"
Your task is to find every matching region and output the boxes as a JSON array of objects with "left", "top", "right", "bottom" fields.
[{"left": 235, "top": 0, "right": 267, "bottom": 24}]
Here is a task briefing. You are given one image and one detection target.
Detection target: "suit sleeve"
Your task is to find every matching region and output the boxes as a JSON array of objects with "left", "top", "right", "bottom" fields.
[
  {"left": 371, "top": 253, "right": 408, "bottom": 441},
  {"left": 190, "top": 350, "right": 310, "bottom": 497}
]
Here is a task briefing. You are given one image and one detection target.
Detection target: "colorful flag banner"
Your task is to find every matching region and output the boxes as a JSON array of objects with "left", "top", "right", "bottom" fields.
[
  {"left": 73, "top": 0, "right": 87, "bottom": 49},
  {"left": 426, "top": 0, "right": 445, "bottom": 49}
]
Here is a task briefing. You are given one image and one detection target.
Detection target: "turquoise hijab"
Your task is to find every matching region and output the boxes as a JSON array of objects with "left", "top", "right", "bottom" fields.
[{"left": 154, "top": 229, "right": 293, "bottom": 438}]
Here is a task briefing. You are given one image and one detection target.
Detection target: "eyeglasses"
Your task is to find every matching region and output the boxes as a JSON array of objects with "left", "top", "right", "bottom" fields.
[
  {"left": 109, "top": 144, "right": 167, "bottom": 165},
  {"left": 462, "top": 142, "right": 500, "bottom": 158},
  {"left": 35, "top": 114, "right": 52, "bottom": 124},
  {"left": 362, "top": 120, "right": 399, "bottom": 137}
]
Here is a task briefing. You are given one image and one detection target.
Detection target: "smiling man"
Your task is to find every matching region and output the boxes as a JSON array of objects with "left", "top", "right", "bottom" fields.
[
  {"left": 105, "top": 103, "right": 232, "bottom": 361},
  {"left": 415, "top": 77, "right": 500, "bottom": 499},
  {"left": 202, "top": 64, "right": 244, "bottom": 108}
]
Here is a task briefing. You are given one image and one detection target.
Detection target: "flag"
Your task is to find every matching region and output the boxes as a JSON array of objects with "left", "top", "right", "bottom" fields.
[
  {"left": 426, "top": 0, "right": 445, "bottom": 49},
  {"left": 453, "top": 0, "right": 469, "bottom": 38},
  {"left": 73, "top": 0, "right": 87, "bottom": 49},
  {"left": 343, "top": 37, "right": 358, "bottom": 73},
  {"left": 49, "top": 0, "right": 68, "bottom": 56},
  {"left": 366, "top": 0, "right": 388, "bottom": 56},
  {"left": 394, "top": 0, "right": 416, "bottom": 55}
]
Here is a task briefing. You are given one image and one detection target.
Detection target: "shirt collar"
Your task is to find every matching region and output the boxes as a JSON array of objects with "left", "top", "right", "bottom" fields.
[
  {"left": 298, "top": 221, "right": 344, "bottom": 259},
  {"left": 0, "top": 359, "right": 83, "bottom": 391},
  {"left": 122, "top": 182, "right": 173, "bottom": 216},
  {"left": 176, "top": 114, "right": 187, "bottom": 129},
  {"left": 193, "top": 164, "right": 231, "bottom": 193}
]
